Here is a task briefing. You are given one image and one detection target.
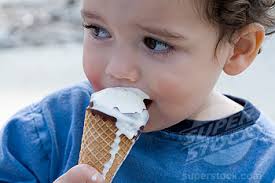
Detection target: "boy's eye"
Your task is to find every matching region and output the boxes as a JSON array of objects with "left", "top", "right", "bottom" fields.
[
  {"left": 143, "top": 37, "right": 171, "bottom": 53},
  {"left": 83, "top": 24, "right": 111, "bottom": 39}
]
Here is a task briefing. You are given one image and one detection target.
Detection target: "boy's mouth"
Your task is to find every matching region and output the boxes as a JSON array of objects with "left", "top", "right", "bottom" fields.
[
  {"left": 141, "top": 99, "right": 153, "bottom": 133},
  {"left": 144, "top": 99, "right": 153, "bottom": 109}
]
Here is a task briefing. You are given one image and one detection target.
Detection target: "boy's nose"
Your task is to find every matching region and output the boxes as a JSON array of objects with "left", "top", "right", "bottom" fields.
[{"left": 105, "top": 48, "right": 140, "bottom": 82}]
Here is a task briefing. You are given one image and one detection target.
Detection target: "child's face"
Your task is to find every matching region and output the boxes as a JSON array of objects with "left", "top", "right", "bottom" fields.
[{"left": 82, "top": 0, "right": 232, "bottom": 132}]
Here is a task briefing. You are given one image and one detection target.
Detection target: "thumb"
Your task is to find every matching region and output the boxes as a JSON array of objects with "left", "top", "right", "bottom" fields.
[{"left": 54, "top": 164, "right": 105, "bottom": 183}]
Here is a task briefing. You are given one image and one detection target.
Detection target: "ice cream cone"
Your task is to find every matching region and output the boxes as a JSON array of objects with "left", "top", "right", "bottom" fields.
[
  {"left": 78, "top": 108, "right": 137, "bottom": 183},
  {"left": 78, "top": 87, "right": 150, "bottom": 183}
]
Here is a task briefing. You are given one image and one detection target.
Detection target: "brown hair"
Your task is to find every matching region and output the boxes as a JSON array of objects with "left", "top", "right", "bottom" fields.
[{"left": 194, "top": 0, "right": 275, "bottom": 52}]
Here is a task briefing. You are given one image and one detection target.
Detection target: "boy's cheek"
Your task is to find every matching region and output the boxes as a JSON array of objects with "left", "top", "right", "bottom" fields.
[
  {"left": 84, "top": 68, "right": 104, "bottom": 92},
  {"left": 83, "top": 58, "right": 105, "bottom": 92},
  {"left": 89, "top": 74, "right": 103, "bottom": 92},
  {"left": 83, "top": 40, "right": 110, "bottom": 92},
  {"left": 151, "top": 73, "right": 188, "bottom": 102},
  {"left": 150, "top": 74, "right": 202, "bottom": 116}
]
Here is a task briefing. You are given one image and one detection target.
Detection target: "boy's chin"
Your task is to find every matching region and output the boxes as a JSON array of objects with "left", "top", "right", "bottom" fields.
[
  {"left": 142, "top": 126, "right": 156, "bottom": 133},
  {"left": 142, "top": 121, "right": 164, "bottom": 133}
]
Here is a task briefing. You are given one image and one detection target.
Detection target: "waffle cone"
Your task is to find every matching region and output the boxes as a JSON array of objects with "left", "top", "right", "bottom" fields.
[{"left": 78, "top": 108, "right": 137, "bottom": 183}]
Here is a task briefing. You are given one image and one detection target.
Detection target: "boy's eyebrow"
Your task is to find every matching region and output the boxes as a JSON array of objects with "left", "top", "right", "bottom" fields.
[
  {"left": 81, "top": 9, "right": 187, "bottom": 40},
  {"left": 135, "top": 24, "right": 187, "bottom": 40},
  {"left": 81, "top": 9, "right": 106, "bottom": 23}
]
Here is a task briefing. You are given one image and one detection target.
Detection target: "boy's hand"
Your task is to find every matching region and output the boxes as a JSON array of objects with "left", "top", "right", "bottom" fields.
[{"left": 53, "top": 164, "right": 105, "bottom": 183}]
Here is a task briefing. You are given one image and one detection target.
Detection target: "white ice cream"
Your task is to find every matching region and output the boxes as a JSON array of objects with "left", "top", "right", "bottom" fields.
[{"left": 89, "top": 87, "right": 150, "bottom": 177}]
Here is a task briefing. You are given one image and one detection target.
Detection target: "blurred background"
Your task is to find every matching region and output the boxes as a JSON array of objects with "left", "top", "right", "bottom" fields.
[{"left": 0, "top": 0, "right": 275, "bottom": 128}]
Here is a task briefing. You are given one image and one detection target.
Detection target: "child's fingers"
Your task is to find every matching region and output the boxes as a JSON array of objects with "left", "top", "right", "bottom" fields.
[{"left": 53, "top": 164, "right": 105, "bottom": 183}]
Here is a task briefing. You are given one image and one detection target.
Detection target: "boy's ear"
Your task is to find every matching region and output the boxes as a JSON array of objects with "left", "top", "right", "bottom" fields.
[{"left": 223, "top": 23, "right": 265, "bottom": 75}]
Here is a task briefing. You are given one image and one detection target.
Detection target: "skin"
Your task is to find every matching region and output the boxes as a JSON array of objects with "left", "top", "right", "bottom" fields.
[
  {"left": 53, "top": 164, "right": 104, "bottom": 183},
  {"left": 55, "top": 0, "right": 265, "bottom": 181}
]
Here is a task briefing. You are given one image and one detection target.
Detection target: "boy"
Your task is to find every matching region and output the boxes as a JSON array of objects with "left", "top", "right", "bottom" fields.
[{"left": 1, "top": 0, "right": 275, "bottom": 182}]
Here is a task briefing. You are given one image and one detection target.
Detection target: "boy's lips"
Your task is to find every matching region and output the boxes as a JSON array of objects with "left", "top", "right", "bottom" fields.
[
  {"left": 144, "top": 99, "right": 153, "bottom": 109},
  {"left": 140, "top": 99, "right": 153, "bottom": 132}
]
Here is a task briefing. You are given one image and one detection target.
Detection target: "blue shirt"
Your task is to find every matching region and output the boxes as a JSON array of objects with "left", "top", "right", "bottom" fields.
[{"left": 0, "top": 81, "right": 275, "bottom": 183}]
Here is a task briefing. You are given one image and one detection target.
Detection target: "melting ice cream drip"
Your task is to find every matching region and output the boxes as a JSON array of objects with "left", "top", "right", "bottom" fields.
[
  {"left": 101, "top": 109, "right": 149, "bottom": 178},
  {"left": 102, "top": 130, "right": 121, "bottom": 177}
]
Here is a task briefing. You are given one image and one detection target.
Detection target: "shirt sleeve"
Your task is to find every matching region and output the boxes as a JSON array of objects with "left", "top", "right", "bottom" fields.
[{"left": 0, "top": 104, "right": 51, "bottom": 183}]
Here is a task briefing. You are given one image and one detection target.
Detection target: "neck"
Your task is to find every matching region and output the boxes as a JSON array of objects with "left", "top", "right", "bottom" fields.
[{"left": 189, "top": 90, "right": 244, "bottom": 121}]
